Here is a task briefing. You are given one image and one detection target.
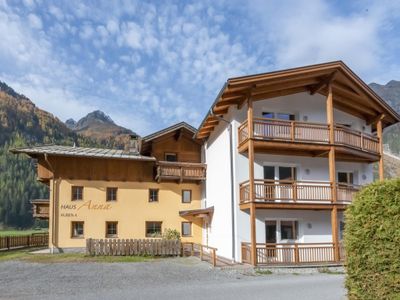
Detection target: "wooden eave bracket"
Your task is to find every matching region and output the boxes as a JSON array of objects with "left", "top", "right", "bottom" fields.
[
  {"left": 367, "top": 114, "right": 385, "bottom": 126},
  {"left": 309, "top": 71, "right": 338, "bottom": 95}
]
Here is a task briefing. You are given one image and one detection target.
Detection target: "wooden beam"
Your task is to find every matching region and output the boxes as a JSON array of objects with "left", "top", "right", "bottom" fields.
[
  {"left": 215, "top": 98, "right": 243, "bottom": 108},
  {"left": 367, "top": 114, "right": 385, "bottom": 126},
  {"left": 247, "top": 96, "right": 257, "bottom": 266},
  {"left": 251, "top": 86, "right": 307, "bottom": 101},
  {"left": 252, "top": 78, "right": 319, "bottom": 95},
  {"left": 309, "top": 71, "right": 337, "bottom": 95},
  {"left": 174, "top": 128, "right": 183, "bottom": 141},
  {"left": 212, "top": 106, "right": 229, "bottom": 114},
  {"left": 377, "top": 118, "right": 384, "bottom": 181}
]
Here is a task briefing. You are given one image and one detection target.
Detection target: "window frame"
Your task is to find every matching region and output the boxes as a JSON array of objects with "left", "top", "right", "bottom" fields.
[
  {"left": 106, "top": 187, "right": 118, "bottom": 202},
  {"left": 105, "top": 221, "right": 118, "bottom": 238},
  {"left": 145, "top": 221, "right": 162, "bottom": 238},
  {"left": 164, "top": 152, "right": 178, "bottom": 162},
  {"left": 71, "top": 221, "right": 84, "bottom": 238},
  {"left": 149, "top": 189, "right": 159, "bottom": 203},
  {"left": 71, "top": 186, "right": 84, "bottom": 201},
  {"left": 181, "top": 190, "right": 192, "bottom": 203},
  {"left": 181, "top": 222, "right": 192, "bottom": 237},
  {"left": 280, "top": 220, "right": 298, "bottom": 240}
]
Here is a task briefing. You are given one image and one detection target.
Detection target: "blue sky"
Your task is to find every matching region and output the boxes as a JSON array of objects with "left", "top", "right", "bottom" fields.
[{"left": 0, "top": 0, "right": 399, "bottom": 134}]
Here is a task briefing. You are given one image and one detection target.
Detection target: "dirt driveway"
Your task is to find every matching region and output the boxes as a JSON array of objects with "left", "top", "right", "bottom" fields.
[{"left": 0, "top": 257, "right": 346, "bottom": 300}]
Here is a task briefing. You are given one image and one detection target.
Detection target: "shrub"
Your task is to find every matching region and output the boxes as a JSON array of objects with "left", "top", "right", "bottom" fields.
[
  {"left": 344, "top": 179, "right": 400, "bottom": 299},
  {"left": 162, "top": 228, "right": 180, "bottom": 240}
]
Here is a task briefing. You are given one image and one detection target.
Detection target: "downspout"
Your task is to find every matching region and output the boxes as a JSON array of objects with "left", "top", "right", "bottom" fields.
[
  {"left": 209, "top": 109, "right": 236, "bottom": 261},
  {"left": 44, "top": 153, "right": 56, "bottom": 252}
]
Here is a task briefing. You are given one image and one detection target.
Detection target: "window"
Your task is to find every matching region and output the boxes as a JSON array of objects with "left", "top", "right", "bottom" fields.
[
  {"left": 339, "top": 221, "right": 345, "bottom": 240},
  {"left": 106, "top": 222, "right": 118, "bottom": 238},
  {"left": 338, "top": 172, "right": 354, "bottom": 185},
  {"left": 182, "top": 190, "right": 192, "bottom": 203},
  {"left": 106, "top": 187, "right": 118, "bottom": 202},
  {"left": 71, "top": 186, "right": 83, "bottom": 201},
  {"left": 262, "top": 112, "right": 295, "bottom": 121},
  {"left": 280, "top": 221, "right": 298, "bottom": 240},
  {"left": 71, "top": 221, "right": 84, "bottom": 238},
  {"left": 181, "top": 222, "right": 192, "bottom": 237},
  {"left": 165, "top": 153, "right": 177, "bottom": 162},
  {"left": 149, "top": 189, "right": 159, "bottom": 202},
  {"left": 146, "top": 221, "right": 162, "bottom": 237}
]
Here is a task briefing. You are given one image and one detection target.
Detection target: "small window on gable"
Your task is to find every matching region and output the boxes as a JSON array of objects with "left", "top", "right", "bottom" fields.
[
  {"left": 182, "top": 190, "right": 192, "bottom": 203},
  {"left": 165, "top": 153, "right": 177, "bottom": 162},
  {"left": 71, "top": 186, "right": 83, "bottom": 201}
]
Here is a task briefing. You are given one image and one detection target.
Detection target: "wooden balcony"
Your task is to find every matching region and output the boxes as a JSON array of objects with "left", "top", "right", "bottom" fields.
[
  {"left": 238, "top": 118, "right": 380, "bottom": 161},
  {"left": 155, "top": 161, "right": 206, "bottom": 183},
  {"left": 30, "top": 199, "right": 49, "bottom": 219},
  {"left": 239, "top": 180, "right": 359, "bottom": 210},
  {"left": 241, "top": 242, "right": 345, "bottom": 265}
]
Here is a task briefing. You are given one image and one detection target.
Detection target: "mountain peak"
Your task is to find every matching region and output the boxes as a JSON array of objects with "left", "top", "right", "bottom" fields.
[
  {"left": 0, "top": 81, "right": 29, "bottom": 100},
  {"left": 84, "top": 110, "right": 115, "bottom": 125}
]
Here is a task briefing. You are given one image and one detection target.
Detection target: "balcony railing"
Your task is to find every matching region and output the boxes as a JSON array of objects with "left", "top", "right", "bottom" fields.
[
  {"left": 238, "top": 118, "right": 380, "bottom": 154},
  {"left": 155, "top": 161, "right": 206, "bottom": 182},
  {"left": 241, "top": 242, "right": 344, "bottom": 265},
  {"left": 31, "top": 199, "right": 49, "bottom": 219},
  {"left": 239, "top": 180, "right": 359, "bottom": 204}
]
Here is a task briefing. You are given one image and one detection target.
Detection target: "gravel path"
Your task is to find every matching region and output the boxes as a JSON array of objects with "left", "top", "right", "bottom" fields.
[{"left": 0, "top": 257, "right": 346, "bottom": 300}]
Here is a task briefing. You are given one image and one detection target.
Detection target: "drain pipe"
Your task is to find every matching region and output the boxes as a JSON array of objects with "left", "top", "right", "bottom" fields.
[
  {"left": 209, "top": 109, "right": 236, "bottom": 261},
  {"left": 44, "top": 153, "right": 56, "bottom": 253}
]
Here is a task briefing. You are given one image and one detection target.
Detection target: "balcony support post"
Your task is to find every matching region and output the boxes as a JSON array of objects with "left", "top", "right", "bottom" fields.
[
  {"left": 247, "top": 97, "right": 257, "bottom": 266},
  {"left": 377, "top": 118, "right": 384, "bottom": 181},
  {"left": 326, "top": 83, "right": 340, "bottom": 262}
]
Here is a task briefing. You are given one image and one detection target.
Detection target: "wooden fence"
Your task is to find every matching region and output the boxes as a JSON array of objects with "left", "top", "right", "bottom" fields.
[
  {"left": 86, "top": 238, "right": 181, "bottom": 256},
  {"left": 182, "top": 242, "right": 218, "bottom": 267},
  {"left": 0, "top": 233, "right": 48, "bottom": 251}
]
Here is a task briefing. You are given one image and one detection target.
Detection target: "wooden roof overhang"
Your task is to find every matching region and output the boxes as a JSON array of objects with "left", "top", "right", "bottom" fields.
[
  {"left": 179, "top": 206, "right": 214, "bottom": 220},
  {"left": 195, "top": 61, "right": 400, "bottom": 140}
]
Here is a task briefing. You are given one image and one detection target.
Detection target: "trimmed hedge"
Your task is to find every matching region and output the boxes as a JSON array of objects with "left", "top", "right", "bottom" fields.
[{"left": 344, "top": 179, "right": 400, "bottom": 299}]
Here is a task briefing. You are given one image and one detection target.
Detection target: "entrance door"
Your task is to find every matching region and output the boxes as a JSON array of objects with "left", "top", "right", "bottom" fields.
[{"left": 265, "top": 220, "right": 277, "bottom": 257}]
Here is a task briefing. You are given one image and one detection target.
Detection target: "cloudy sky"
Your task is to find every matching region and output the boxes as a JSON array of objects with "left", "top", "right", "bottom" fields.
[{"left": 0, "top": 0, "right": 399, "bottom": 134}]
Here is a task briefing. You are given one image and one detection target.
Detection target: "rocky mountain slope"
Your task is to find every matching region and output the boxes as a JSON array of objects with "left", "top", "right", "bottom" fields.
[{"left": 65, "top": 110, "right": 134, "bottom": 144}]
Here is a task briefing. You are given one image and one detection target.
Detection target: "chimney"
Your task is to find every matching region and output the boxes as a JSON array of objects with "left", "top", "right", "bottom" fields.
[{"left": 125, "top": 134, "right": 142, "bottom": 155}]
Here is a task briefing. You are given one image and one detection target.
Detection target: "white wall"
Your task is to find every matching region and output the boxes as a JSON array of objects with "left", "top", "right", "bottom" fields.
[{"left": 203, "top": 91, "right": 374, "bottom": 262}]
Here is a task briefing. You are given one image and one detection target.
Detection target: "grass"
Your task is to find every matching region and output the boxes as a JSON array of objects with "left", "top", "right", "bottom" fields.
[
  {"left": 255, "top": 269, "right": 273, "bottom": 275},
  {"left": 0, "top": 248, "right": 154, "bottom": 263},
  {"left": 318, "top": 267, "right": 344, "bottom": 275},
  {"left": 0, "top": 229, "right": 48, "bottom": 236}
]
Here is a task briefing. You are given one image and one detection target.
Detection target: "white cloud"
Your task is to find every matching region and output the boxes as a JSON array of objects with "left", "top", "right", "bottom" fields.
[
  {"left": 79, "top": 23, "right": 94, "bottom": 40},
  {"left": 28, "top": 13, "right": 42, "bottom": 29}
]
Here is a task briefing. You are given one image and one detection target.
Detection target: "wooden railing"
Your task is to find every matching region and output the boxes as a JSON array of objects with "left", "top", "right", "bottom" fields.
[
  {"left": 239, "top": 180, "right": 359, "bottom": 204},
  {"left": 242, "top": 242, "right": 344, "bottom": 265},
  {"left": 156, "top": 161, "right": 206, "bottom": 182},
  {"left": 86, "top": 238, "right": 181, "bottom": 256},
  {"left": 182, "top": 242, "right": 218, "bottom": 267},
  {"left": 0, "top": 233, "right": 48, "bottom": 251},
  {"left": 238, "top": 118, "right": 380, "bottom": 154}
]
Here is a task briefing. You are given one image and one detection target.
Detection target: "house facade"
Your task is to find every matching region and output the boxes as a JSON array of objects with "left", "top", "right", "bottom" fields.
[
  {"left": 13, "top": 61, "right": 400, "bottom": 265},
  {"left": 13, "top": 123, "right": 208, "bottom": 251},
  {"left": 196, "top": 61, "right": 399, "bottom": 265}
]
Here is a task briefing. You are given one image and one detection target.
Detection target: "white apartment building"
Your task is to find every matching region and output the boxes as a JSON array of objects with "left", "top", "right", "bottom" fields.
[{"left": 196, "top": 61, "right": 400, "bottom": 266}]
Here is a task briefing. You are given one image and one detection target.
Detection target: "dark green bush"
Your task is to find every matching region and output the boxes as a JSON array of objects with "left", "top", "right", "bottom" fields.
[{"left": 344, "top": 179, "right": 400, "bottom": 299}]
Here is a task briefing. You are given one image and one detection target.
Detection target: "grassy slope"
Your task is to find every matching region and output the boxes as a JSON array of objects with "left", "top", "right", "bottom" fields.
[
  {"left": 0, "top": 229, "right": 48, "bottom": 236},
  {"left": 0, "top": 248, "right": 154, "bottom": 263}
]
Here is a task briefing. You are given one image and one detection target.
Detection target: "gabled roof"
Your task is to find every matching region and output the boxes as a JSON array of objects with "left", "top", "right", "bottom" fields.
[
  {"left": 196, "top": 61, "right": 400, "bottom": 139},
  {"left": 10, "top": 145, "right": 156, "bottom": 161},
  {"left": 143, "top": 122, "right": 197, "bottom": 142}
]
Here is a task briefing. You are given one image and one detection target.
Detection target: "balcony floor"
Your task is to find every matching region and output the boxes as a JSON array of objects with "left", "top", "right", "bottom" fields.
[
  {"left": 239, "top": 202, "right": 347, "bottom": 211},
  {"left": 238, "top": 138, "right": 380, "bottom": 162}
]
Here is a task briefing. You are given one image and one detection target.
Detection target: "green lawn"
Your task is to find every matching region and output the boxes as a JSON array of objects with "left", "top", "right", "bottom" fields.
[
  {"left": 0, "top": 229, "right": 48, "bottom": 236},
  {"left": 0, "top": 248, "right": 153, "bottom": 263}
]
